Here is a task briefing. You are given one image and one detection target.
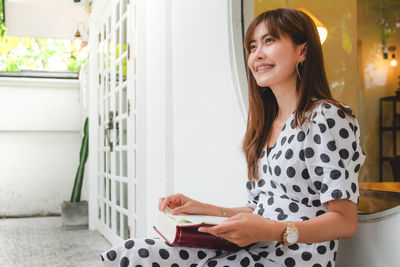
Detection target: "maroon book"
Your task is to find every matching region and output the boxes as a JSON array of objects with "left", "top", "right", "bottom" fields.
[{"left": 153, "top": 211, "right": 240, "bottom": 251}]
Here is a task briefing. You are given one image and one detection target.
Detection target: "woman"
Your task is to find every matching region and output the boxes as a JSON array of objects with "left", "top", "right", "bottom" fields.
[{"left": 102, "top": 8, "right": 365, "bottom": 267}]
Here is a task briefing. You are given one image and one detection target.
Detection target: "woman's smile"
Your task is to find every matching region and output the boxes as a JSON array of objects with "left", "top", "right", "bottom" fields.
[{"left": 255, "top": 63, "right": 275, "bottom": 73}]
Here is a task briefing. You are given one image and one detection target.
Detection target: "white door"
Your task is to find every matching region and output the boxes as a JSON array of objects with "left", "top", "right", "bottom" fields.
[{"left": 92, "top": 0, "right": 139, "bottom": 244}]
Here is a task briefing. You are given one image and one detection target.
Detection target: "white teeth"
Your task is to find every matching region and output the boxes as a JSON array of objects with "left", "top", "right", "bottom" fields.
[{"left": 257, "top": 65, "right": 273, "bottom": 72}]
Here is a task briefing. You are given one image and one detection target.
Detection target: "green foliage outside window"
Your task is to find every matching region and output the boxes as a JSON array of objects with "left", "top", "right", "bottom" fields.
[{"left": 0, "top": 1, "right": 88, "bottom": 73}]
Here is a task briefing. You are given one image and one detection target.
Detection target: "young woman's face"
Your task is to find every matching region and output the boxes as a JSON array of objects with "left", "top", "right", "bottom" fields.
[{"left": 247, "top": 21, "right": 304, "bottom": 89}]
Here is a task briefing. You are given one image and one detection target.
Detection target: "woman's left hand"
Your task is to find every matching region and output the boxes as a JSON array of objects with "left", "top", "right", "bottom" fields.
[{"left": 198, "top": 213, "right": 274, "bottom": 247}]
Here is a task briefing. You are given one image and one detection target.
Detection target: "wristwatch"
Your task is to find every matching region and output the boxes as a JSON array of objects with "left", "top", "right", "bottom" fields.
[{"left": 282, "top": 222, "right": 299, "bottom": 245}]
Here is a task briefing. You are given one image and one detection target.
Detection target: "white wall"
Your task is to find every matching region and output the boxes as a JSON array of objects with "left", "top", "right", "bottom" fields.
[
  {"left": 336, "top": 207, "right": 400, "bottom": 267},
  {"left": 142, "top": 0, "right": 249, "bottom": 236},
  {"left": 171, "top": 0, "right": 248, "bottom": 206},
  {"left": 0, "top": 78, "right": 85, "bottom": 216}
]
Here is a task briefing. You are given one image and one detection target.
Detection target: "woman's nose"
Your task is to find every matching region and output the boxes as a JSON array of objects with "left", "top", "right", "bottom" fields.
[{"left": 253, "top": 46, "right": 265, "bottom": 59}]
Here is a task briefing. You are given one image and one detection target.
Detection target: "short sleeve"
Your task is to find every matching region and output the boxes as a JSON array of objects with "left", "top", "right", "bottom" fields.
[
  {"left": 245, "top": 179, "right": 260, "bottom": 210},
  {"left": 304, "top": 102, "right": 366, "bottom": 204}
]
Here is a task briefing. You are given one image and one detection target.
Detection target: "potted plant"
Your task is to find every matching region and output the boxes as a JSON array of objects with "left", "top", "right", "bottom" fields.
[{"left": 61, "top": 118, "right": 89, "bottom": 230}]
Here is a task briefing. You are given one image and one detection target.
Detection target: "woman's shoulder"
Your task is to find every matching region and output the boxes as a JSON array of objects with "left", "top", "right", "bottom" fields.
[
  {"left": 304, "top": 99, "right": 360, "bottom": 138},
  {"left": 307, "top": 100, "right": 356, "bottom": 123}
]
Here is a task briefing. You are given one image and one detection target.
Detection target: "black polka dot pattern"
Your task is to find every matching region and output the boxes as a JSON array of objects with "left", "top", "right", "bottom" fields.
[
  {"left": 120, "top": 257, "right": 129, "bottom": 267},
  {"left": 125, "top": 240, "right": 134, "bottom": 249},
  {"left": 159, "top": 249, "right": 169, "bottom": 259},
  {"left": 138, "top": 248, "right": 149, "bottom": 258},
  {"left": 179, "top": 249, "right": 189, "bottom": 260},
  {"left": 100, "top": 103, "right": 364, "bottom": 267},
  {"left": 106, "top": 250, "right": 117, "bottom": 261}
]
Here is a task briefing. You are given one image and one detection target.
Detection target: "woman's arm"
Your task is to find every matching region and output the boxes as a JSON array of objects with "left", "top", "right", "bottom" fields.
[
  {"left": 293, "top": 199, "right": 357, "bottom": 242},
  {"left": 201, "top": 203, "right": 254, "bottom": 217},
  {"left": 158, "top": 193, "right": 254, "bottom": 217},
  {"left": 199, "top": 199, "right": 358, "bottom": 247}
]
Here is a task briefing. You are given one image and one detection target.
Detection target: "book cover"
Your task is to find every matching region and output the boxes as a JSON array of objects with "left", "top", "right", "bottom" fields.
[{"left": 153, "top": 209, "right": 240, "bottom": 251}]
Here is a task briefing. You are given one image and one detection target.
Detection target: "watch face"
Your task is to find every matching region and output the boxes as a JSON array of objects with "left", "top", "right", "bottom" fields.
[{"left": 287, "top": 231, "right": 299, "bottom": 244}]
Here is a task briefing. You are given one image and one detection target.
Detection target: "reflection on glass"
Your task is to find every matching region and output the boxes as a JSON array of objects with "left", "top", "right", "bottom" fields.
[
  {"left": 122, "top": 86, "right": 127, "bottom": 114},
  {"left": 103, "top": 152, "right": 106, "bottom": 172},
  {"left": 116, "top": 26, "right": 120, "bottom": 61},
  {"left": 116, "top": 210, "right": 121, "bottom": 236},
  {"left": 108, "top": 179, "right": 112, "bottom": 201},
  {"left": 115, "top": 91, "right": 120, "bottom": 117},
  {"left": 98, "top": 200, "right": 101, "bottom": 220},
  {"left": 123, "top": 214, "right": 129, "bottom": 239},
  {"left": 108, "top": 206, "right": 112, "bottom": 228},
  {"left": 116, "top": 63, "right": 120, "bottom": 87},
  {"left": 107, "top": 149, "right": 111, "bottom": 174},
  {"left": 123, "top": 182, "right": 128, "bottom": 209},
  {"left": 108, "top": 16, "right": 112, "bottom": 35},
  {"left": 98, "top": 174, "right": 101, "bottom": 196},
  {"left": 122, "top": 119, "right": 127, "bottom": 145},
  {"left": 116, "top": 2, "right": 120, "bottom": 24},
  {"left": 134, "top": 183, "right": 137, "bottom": 213},
  {"left": 116, "top": 151, "right": 120, "bottom": 175},
  {"left": 103, "top": 203, "right": 106, "bottom": 224},
  {"left": 103, "top": 176, "right": 106, "bottom": 198},
  {"left": 122, "top": 58, "right": 127, "bottom": 82},
  {"left": 122, "top": 0, "right": 128, "bottom": 15},
  {"left": 122, "top": 151, "right": 128, "bottom": 177},
  {"left": 116, "top": 180, "right": 120, "bottom": 206}
]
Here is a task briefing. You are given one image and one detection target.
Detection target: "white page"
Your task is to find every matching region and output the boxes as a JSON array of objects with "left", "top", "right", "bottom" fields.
[{"left": 164, "top": 207, "right": 228, "bottom": 225}]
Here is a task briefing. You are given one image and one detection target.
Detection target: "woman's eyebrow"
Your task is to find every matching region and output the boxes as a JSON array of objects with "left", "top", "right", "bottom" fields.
[{"left": 249, "top": 33, "right": 270, "bottom": 44}]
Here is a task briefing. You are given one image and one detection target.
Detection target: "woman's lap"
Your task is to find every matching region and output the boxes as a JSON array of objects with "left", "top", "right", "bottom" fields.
[{"left": 101, "top": 237, "right": 283, "bottom": 267}]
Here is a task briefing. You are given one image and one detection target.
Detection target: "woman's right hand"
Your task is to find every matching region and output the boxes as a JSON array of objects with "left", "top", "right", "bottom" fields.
[{"left": 158, "top": 193, "right": 207, "bottom": 215}]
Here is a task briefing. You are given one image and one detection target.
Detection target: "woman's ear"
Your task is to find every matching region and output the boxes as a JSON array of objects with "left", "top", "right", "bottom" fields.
[{"left": 298, "top": 42, "right": 307, "bottom": 62}]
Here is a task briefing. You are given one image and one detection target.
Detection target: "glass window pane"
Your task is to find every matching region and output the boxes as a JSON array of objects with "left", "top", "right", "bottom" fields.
[
  {"left": 123, "top": 214, "right": 129, "bottom": 239},
  {"left": 116, "top": 180, "right": 121, "bottom": 206},
  {"left": 122, "top": 119, "right": 127, "bottom": 146},
  {"left": 122, "top": 151, "right": 128, "bottom": 177},
  {"left": 116, "top": 211, "right": 121, "bottom": 236},
  {"left": 122, "top": 86, "right": 127, "bottom": 114},
  {"left": 123, "top": 182, "right": 128, "bottom": 209},
  {"left": 116, "top": 151, "right": 120, "bottom": 175}
]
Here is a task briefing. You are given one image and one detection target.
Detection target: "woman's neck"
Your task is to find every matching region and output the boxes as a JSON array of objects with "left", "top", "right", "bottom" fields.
[{"left": 271, "top": 84, "right": 299, "bottom": 123}]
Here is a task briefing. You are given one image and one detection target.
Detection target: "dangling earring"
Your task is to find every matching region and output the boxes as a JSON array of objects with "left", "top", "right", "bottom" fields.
[{"left": 296, "top": 61, "right": 304, "bottom": 80}]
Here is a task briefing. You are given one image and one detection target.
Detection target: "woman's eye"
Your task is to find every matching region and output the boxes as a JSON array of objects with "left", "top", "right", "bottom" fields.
[
  {"left": 265, "top": 38, "right": 274, "bottom": 44},
  {"left": 249, "top": 46, "right": 256, "bottom": 53}
]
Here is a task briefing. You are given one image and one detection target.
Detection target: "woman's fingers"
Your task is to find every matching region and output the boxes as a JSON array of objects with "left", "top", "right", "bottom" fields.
[
  {"left": 159, "top": 193, "right": 187, "bottom": 211},
  {"left": 170, "top": 203, "right": 190, "bottom": 215},
  {"left": 199, "top": 221, "right": 234, "bottom": 235}
]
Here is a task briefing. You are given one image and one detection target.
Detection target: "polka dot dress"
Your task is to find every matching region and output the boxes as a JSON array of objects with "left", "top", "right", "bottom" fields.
[
  {"left": 101, "top": 237, "right": 282, "bottom": 267},
  {"left": 246, "top": 102, "right": 365, "bottom": 267},
  {"left": 101, "top": 102, "right": 365, "bottom": 267}
]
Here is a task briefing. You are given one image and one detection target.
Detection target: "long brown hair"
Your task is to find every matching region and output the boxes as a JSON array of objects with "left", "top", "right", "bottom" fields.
[{"left": 242, "top": 8, "right": 354, "bottom": 181}]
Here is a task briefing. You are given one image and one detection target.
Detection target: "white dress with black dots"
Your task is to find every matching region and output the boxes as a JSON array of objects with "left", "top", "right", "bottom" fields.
[{"left": 101, "top": 102, "right": 365, "bottom": 267}]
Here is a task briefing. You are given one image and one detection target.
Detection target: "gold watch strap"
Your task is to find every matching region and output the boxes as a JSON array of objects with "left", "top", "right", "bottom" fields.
[{"left": 282, "top": 222, "right": 298, "bottom": 245}]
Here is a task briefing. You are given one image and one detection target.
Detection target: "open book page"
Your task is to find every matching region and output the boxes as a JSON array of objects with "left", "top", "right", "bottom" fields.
[{"left": 164, "top": 207, "right": 228, "bottom": 225}]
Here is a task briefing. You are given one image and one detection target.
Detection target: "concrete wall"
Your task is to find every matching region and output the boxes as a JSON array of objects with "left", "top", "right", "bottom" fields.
[{"left": 0, "top": 77, "right": 85, "bottom": 216}]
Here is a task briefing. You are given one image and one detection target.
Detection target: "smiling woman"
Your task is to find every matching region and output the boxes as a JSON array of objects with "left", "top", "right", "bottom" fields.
[{"left": 101, "top": 7, "right": 365, "bottom": 267}]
